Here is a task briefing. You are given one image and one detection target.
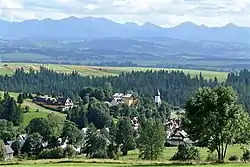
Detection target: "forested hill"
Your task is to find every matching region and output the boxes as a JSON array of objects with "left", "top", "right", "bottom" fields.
[
  {"left": 0, "top": 67, "right": 219, "bottom": 107},
  {"left": 1, "top": 67, "right": 250, "bottom": 111}
]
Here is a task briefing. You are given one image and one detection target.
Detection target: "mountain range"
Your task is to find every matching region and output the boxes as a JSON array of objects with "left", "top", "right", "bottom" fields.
[{"left": 0, "top": 17, "right": 250, "bottom": 43}]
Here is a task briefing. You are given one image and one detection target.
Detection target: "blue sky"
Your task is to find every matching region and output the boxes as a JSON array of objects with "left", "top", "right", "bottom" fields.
[{"left": 0, "top": 0, "right": 250, "bottom": 27}]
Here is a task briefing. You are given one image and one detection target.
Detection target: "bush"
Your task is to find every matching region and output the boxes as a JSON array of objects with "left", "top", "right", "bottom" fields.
[
  {"left": 64, "top": 145, "right": 76, "bottom": 158},
  {"left": 242, "top": 147, "right": 250, "bottom": 162},
  {"left": 171, "top": 144, "right": 200, "bottom": 161},
  {"left": 39, "top": 147, "right": 64, "bottom": 159},
  {"left": 91, "top": 150, "right": 108, "bottom": 159},
  {"left": 229, "top": 155, "right": 238, "bottom": 161},
  {"left": 206, "top": 152, "right": 217, "bottom": 162}
]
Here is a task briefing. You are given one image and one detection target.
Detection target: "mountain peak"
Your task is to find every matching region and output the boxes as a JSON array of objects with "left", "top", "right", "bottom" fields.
[
  {"left": 177, "top": 21, "right": 198, "bottom": 27},
  {"left": 142, "top": 22, "right": 160, "bottom": 29},
  {"left": 224, "top": 23, "right": 238, "bottom": 28}
]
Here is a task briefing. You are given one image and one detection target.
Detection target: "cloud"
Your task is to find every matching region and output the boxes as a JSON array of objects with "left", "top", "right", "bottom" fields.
[{"left": 0, "top": 0, "right": 250, "bottom": 27}]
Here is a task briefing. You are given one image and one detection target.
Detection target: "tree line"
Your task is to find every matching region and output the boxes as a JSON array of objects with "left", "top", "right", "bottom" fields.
[
  {"left": 0, "top": 67, "right": 219, "bottom": 107},
  {"left": 1, "top": 67, "right": 250, "bottom": 112}
]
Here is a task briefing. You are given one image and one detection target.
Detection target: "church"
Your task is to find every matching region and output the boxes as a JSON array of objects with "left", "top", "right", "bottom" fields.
[{"left": 155, "top": 89, "right": 162, "bottom": 106}]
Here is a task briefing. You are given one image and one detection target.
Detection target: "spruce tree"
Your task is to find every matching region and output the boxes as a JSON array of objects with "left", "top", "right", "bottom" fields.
[{"left": 137, "top": 118, "right": 165, "bottom": 160}]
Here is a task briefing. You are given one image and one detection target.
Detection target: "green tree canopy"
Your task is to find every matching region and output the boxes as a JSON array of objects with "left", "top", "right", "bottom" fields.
[
  {"left": 184, "top": 86, "right": 250, "bottom": 161},
  {"left": 21, "top": 133, "right": 43, "bottom": 156},
  {"left": 116, "top": 117, "right": 135, "bottom": 156},
  {"left": 26, "top": 118, "right": 53, "bottom": 141},
  {"left": 137, "top": 118, "right": 165, "bottom": 160},
  {"left": 62, "top": 120, "right": 84, "bottom": 145},
  {"left": 0, "top": 119, "right": 16, "bottom": 142}
]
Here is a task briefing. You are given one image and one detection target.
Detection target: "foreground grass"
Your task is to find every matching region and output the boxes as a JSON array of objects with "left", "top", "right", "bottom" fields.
[
  {"left": 122, "top": 145, "right": 247, "bottom": 162},
  {"left": 1, "top": 145, "right": 248, "bottom": 167},
  {"left": 1, "top": 92, "right": 65, "bottom": 127},
  {"left": 0, "top": 63, "right": 228, "bottom": 81},
  {"left": 2, "top": 163, "right": 250, "bottom": 167}
]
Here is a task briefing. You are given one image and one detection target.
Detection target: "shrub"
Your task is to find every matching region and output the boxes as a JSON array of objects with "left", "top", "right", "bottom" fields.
[
  {"left": 91, "top": 150, "right": 108, "bottom": 159},
  {"left": 64, "top": 145, "right": 76, "bottom": 158},
  {"left": 171, "top": 144, "right": 200, "bottom": 161},
  {"left": 229, "top": 155, "right": 238, "bottom": 161},
  {"left": 242, "top": 147, "right": 250, "bottom": 162},
  {"left": 39, "top": 147, "right": 64, "bottom": 159},
  {"left": 206, "top": 152, "right": 217, "bottom": 162}
]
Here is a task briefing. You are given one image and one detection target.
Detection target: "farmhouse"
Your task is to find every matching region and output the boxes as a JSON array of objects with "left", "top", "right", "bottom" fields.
[
  {"left": 33, "top": 95, "right": 74, "bottom": 111},
  {"left": 165, "top": 118, "right": 194, "bottom": 146}
]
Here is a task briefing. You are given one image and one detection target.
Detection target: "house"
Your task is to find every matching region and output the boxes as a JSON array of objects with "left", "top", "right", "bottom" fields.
[
  {"left": 167, "top": 130, "right": 187, "bottom": 146},
  {"left": 165, "top": 118, "right": 194, "bottom": 146},
  {"left": 33, "top": 95, "right": 74, "bottom": 111},
  {"left": 111, "top": 93, "right": 137, "bottom": 106},
  {"left": 121, "top": 94, "right": 137, "bottom": 106},
  {"left": 57, "top": 97, "right": 74, "bottom": 111},
  {"left": 4, "top": 145, "right": 14, "bottom": 161}
]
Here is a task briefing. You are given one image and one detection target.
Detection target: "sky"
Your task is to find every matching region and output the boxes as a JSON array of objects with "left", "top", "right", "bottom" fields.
[{"left": 0, "top": 0, "right": 250, "bottom": 27}]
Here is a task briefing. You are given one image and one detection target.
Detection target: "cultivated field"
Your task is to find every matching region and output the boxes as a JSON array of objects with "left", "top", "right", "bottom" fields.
[{"left": 0, "top": 63, "right": 228, "bottom": 81}]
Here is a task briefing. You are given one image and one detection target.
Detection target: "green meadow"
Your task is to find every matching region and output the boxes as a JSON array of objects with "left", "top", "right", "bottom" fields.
[
  {"left": 0, "top": 92, "right": 65, "bottom": 127},
  {"left": 0, "top": 63, "right": 228, "bottom": 81}
]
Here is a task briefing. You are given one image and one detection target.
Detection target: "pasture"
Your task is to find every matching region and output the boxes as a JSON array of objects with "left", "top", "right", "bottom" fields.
[
  {"left": 0, "top": 63, "right": 228, "bottom": 81},
  {"left": 0, "top": 92, "right": 65, "bottom": 127}
]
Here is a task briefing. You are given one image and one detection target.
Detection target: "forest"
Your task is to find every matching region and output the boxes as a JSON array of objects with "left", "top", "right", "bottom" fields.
[
  {"left": 0, "top": 67, "right": 219, "bottom": 107},
  {"left": 0, "top": 67, "right": 249, "bottom": 111}
]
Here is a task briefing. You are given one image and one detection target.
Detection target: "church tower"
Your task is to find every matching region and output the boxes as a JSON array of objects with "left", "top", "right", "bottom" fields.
[{"left": 155, "top": 89, "right": 161, "bottom": 106}]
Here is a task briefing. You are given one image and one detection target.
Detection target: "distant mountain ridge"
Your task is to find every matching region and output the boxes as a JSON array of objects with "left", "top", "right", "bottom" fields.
[{"left": 0, "top": 17, "right": 250, "bottom": 43}]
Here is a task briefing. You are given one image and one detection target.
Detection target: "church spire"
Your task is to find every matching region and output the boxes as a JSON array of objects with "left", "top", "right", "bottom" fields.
[{"left": 155, "top": 89, "right": 161, "bottom": 106}]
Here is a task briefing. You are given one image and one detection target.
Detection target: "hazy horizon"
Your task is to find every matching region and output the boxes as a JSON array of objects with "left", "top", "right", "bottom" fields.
[{"left": 0, "top": 0, "right": 250, "bottom": 28}]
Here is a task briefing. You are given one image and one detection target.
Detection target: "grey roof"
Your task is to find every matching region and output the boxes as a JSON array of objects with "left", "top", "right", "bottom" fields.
[{"left": 5, "top": 145, "right": 14, "bottom": 154}]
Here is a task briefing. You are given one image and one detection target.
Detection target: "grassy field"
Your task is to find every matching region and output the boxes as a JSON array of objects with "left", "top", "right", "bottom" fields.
[
  {"left": 2, "top": 163, "right": 250, "bottom": 167},
  {"left": 0, "top": 63, "right": 228, "bottom": 81},
  {"left": 0, "top": 92, "right": 65, "bottom": 127},
  {"left": 1, "top": 145, "right": 249, "bottom": 167}
]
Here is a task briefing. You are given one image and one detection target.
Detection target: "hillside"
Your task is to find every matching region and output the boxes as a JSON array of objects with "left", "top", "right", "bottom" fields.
[
  {"left": 1, "top": 37, "right": 250, "bottom": 71},
  {"left": 1, "top": 91, "right": 66, "bottom": 127},
  {"left": 0, "top": 63, "right": 228, "bottom": 81}
]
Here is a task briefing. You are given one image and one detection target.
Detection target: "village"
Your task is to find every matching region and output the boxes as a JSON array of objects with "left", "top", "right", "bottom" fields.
[{"left": 2, "top": 89, "right": 192, "bottom": 161}]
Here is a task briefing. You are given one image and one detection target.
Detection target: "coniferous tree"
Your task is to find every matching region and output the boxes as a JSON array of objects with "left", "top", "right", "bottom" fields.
[
  {"left": 137, "top": 118, "right": 165, "bottom": 160},
  {"left": 17, "top": 93, "right": 24, "bottom": 104},
  {"left": 116, "top": 117, "right": 135, "bottom": 156}
]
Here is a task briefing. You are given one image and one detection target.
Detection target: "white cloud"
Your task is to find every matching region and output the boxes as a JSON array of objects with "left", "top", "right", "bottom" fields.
[{"left": 0, "top": 0, "right": 250, "bottom": 27}]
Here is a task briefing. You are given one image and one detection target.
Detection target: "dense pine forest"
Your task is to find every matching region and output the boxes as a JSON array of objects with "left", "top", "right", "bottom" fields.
[{"left": 0, "top": 67, "right": 249, "bottom": 112}]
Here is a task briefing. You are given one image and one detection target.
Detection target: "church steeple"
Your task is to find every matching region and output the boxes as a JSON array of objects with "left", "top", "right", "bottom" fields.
[{"left": 155, "top": 89, "right": 161, "bottom": 106}]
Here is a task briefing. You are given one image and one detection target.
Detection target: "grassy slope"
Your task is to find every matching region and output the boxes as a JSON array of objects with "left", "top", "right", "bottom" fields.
[
  {"left": 0, "top": 63, "right": 228, "bottom": 81},
  {"left": 1, "top": 92, "right": 65, "bottom": 127}
]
